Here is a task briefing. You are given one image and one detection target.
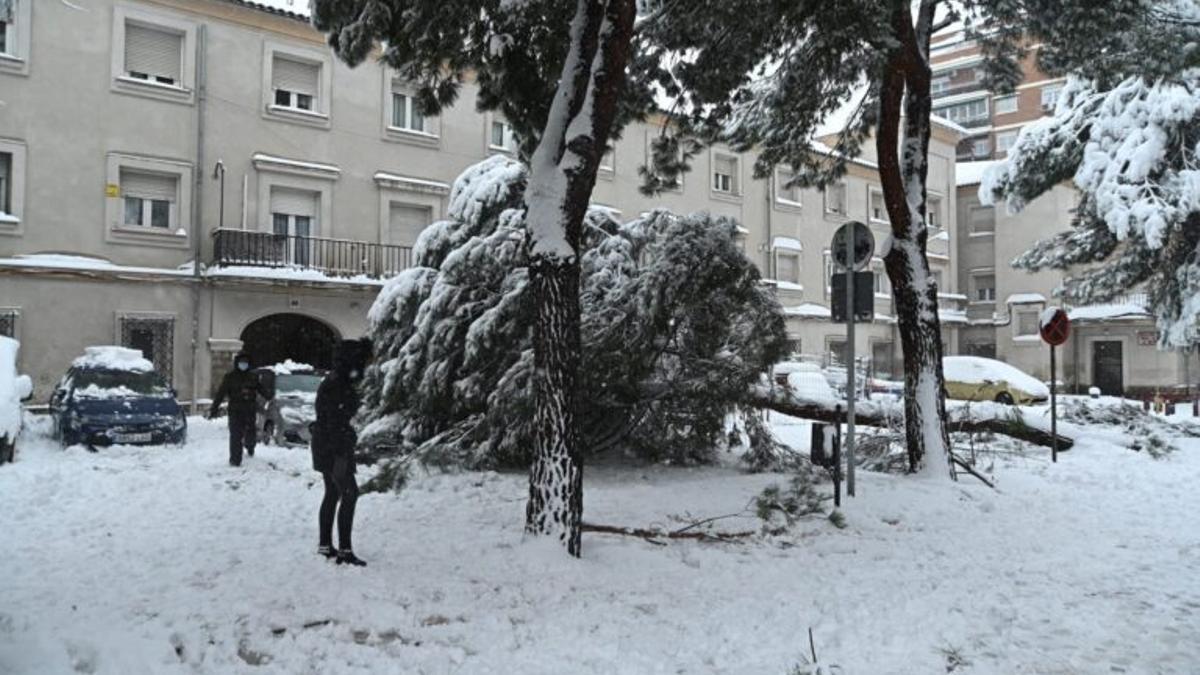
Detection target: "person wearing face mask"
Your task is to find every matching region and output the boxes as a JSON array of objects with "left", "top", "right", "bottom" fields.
[
  {"left": 208, "top": 351, "right": 272, "bottom": 467},
  {"left": 311, "top": 338, "right": 371, "bottom": 566}
]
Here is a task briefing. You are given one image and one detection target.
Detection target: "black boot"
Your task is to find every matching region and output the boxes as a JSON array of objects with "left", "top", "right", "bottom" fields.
[
  {"left": 336, "top": 549, "right": 367, "bottom": 567},
  {"left": 317, "top": 544, "right": 337, "bottom": 560}
]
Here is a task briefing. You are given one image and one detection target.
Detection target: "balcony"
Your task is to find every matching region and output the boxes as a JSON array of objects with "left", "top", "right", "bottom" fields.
[{"left": 211, "top": 228, "right": 413, "bottom": 280}]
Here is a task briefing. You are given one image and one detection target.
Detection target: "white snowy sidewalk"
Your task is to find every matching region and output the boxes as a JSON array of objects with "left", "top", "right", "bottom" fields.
[{"left": 1, "top": 416, "right": 1198, "bottom": 673}]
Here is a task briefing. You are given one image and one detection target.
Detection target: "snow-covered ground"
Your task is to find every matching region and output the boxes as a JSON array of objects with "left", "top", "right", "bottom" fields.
[{"left": 2, "top": 414, "right": 1199, "bottom": 674}]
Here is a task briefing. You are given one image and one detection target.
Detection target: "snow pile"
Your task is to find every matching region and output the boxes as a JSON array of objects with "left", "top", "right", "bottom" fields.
[
  {"left": 0, "top": 336, "right": 27, "bottom": 440},
  {"left": 1068, "top": 302, "right": 1150, "bottom": 322},
  {"left": 943, "top": 356, "right": 1050, "bottom": 399},
  {"left": 268, "top": 360, "right": 315, "bottom": 375},
  {"left": 72, "top": 346, "right": 154, "bottom": 373}
]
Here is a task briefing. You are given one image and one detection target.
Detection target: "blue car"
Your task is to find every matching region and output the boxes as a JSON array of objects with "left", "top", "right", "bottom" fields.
[{"left": 50, "top": 348, "right": 187, "bottom": 448}]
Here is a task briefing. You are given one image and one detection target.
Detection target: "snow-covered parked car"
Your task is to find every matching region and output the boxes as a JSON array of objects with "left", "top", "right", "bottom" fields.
[
  {"left": 255, "top": 360, "right": 321, "bottom": 446},
  {"left": 943, "top": 356, "right": 1049, "bottom": 406},
  {"left": 784, "top": 362, "right": 836, "bottom": 402},
  {"left": 49, "top": 346, "right": 187, "bottom": 448},
  {"left": 1, "top": 336, "right": 34, "bottom": 464}
]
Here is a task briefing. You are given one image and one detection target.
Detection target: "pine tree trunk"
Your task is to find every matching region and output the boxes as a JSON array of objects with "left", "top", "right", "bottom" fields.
[
  {"left": 526, "top": 256, "right": 585, "bottom": 554},
  {"left": 523, "top": 0, "right": 636, "bottom": 555},
  {"left": 875, "top": 1, "right": 955, "bottom": 478}
]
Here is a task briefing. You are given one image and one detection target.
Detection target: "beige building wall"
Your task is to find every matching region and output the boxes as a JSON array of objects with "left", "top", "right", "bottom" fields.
[{"left": 0, "top": 0, "right": 967, "bottom": 401}]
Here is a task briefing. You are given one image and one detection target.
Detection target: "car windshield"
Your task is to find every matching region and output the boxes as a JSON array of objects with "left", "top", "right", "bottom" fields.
[
  {"left": 74, "top": 368, "right": 171, "bottom": 398},
  {"left": 276, "top": 374, "right": 321, "bottom": 394}
]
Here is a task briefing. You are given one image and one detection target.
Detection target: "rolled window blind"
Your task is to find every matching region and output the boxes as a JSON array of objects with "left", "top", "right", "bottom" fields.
[
  {"left": 272, "top": 56, "right": 318, "bottom": 96},
  {"left": 389, "top": 203, "right": 431, "bottom": 246},
  {"left": 121, "top": 170, "right": 177, "bottom": 201},
  {"left": 125, "top": 23, "right": 182, "bottom": 82},
  {"left": 270, "top": 187, "right": 317, "bottom": 218}
]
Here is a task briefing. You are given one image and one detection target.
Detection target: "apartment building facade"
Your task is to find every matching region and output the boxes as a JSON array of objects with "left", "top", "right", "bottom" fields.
[
  {"left": 0, "top": 0, "right": 964, "bottom": 403},
  {"left": 929, "top": 27, "right": 1064, "bottom": 162}
]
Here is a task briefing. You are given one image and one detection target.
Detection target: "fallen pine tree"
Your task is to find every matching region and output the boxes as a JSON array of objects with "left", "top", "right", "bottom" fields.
[{"left": 747, "top": 384, "right": 1075, "bottom": 451}]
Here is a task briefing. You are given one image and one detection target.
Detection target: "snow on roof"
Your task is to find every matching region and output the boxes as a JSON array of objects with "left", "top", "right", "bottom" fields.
[
  {"left": 206, "top": 266, "right": 385, "bottom": 286},
  {"left": 944, "top": 355, "right": 1050, "bottom": 399},
  {"left": 228, "top": 0, "right": 310, "bottom": 19},
  {"left": 957, "top": 160, "right": 1002, "bottom": 187},
  {"left": 0, "top": 254, "right": 194, "bottom": 277},
  {"left": 772, "top": 236, "right": 803, "bottom": 252},
  {"left": 1068, "top": 303, "right": 1151, "bottom": 322},
  {"left": 269, "top": 360, "right": 316, "bottom": 375},
  {"left": 929, "top": 114, "right": 970, "bottom": 137},
  {"left": 73, "top": 346, "right": 154, "bottom": 372},
  {"left": 939, "top": 309, "right": 969, "bottom": 324},
  {"left": 783, "top": 303, "right": 831, "bottom": 319},
  {"left": 1007, "top": 292, "right": 1046, "bottom": 305}
]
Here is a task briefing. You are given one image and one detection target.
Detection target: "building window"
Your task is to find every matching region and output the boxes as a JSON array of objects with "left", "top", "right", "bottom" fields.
[
  {"left": 0, "top": 6, "right": 12, "bottom": 56},
  {"left": 0, "top": 309, "right": 16, "bottom": 338},
  {"left": 934, "top": 98, "right": 988, "bottom": 124},
  {"left": 966, "top": 341, "right": 996, "bottom": 358},
  {"left": 972, "top": 274, "right": 996, "bottom": 302},
  {"left": 1016, "top": 309, "right": 1040, "bottom": 337},
  {"left": 0, "top": 0, "right": 32, "bottom": 75},
  {"left": 927, "top": 197, "right": 942, "bottom": 230},
  {"left": 869, "top": 189, "right": 888, "bottom": 223},
  {"left": 0, "top": 152, "right": 10, "bottom": 216},
  {"left": 120, "top": 316, "right": 175, "bottom": 385},
  {"left": 269, "top": 187, "right": 318, "bottom": 266},
  {"left": 712, "top": 153, "right": 738, "bottom": 194},
  {"left": 931, "top": 268, "right": 944, "bottom": 291},
  {"left": 872, "top": 263, "right": 890, "bottom": 296},
  {"left": 972, "top": 138, "right": 991, "bottom": 158},
  {"left": 872, "top": 341, "right": 895, "bottom": 380},
  {"left": 786, "top": 339, "right": 802, "bottom": 357},
  {"left": 824, "top": 182, "right": 847, "bottom": 216},
  {"left": 388, "top": 202, "right": 432, "bottom": 248},
  {"left": 600, "top": 146, "right": 615, "bottom": 172},
  {"left": 272, "top": 56, "right": 319, "bottom": 112},
  {"left": 969, "top": 205, "right": 995, "bottom": 234},
  {"left": 776, "top": 168, "right": 801, "bottom": 206},
  {"left": 931, "top": 76, "right": 950, "bottom": 95},
  {"left": 995, "top": 130, "right": 1018, "bottom": 155},
  {"left": 123, "top": 22, "right": 183, "bottom": 86},
  {"left": 994, "top": 95, "right": 1018, "bottom": 115},
  {"left": 1041, "top": 83, "right": 1063, "bottom": 111},
  {"left": 490, "top": 120, "right": 515, "bottom": 151},
  {"left": 390, "top": 92, "right": 425, "bottom": 132},
  {"left": 120, "top": 169, "right": 178, "bottom": 230},
  {"left": 776, "top": 253, "right": 800, "bottom": 284},
  {"left": 828, "top": 339, "right": 848, "bottom": 368}
]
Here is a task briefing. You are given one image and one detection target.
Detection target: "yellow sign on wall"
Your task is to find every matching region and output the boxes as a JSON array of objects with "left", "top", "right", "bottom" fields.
[{"left": 105, "top": 184, "right": 120, "bottom": 198}]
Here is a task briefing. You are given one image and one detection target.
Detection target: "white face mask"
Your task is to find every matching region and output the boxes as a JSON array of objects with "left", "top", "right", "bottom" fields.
[{"left": 237, "top": 362, "right": 250, "bottom": 371}]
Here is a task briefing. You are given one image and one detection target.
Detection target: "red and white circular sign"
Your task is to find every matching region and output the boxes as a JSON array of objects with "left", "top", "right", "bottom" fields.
[{"left": 1040, "top": 307, "right": 1071, "bottom": 346}]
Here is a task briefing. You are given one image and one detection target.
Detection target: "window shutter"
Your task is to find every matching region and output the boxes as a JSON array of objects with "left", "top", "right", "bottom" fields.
[
  {"left": 270, "top": 187, "right": 317, "bottom": 218},
  {"left": 273, "top": 56, "right": 318, "bottom": 96},
  {"left": 389, "top": 203, "right": 431, "bottom": 246},
  {"left": 125, "top": 23, "right": 182, "bottom": 82},
  {"left": 776, "top": 255, "right": 798, "bottom": 283},
  {"left": 121, "top": 170, "right": 177, "bottom": 201}
]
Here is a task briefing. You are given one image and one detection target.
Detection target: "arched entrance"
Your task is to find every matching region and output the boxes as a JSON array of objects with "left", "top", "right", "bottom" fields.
[{"left": 240, "top": 313, "right": 339, "bottom": 370}]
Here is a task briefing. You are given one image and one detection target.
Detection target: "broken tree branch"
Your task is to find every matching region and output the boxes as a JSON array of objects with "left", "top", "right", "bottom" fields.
[{"left": 582, "top": 522, "right": 757, "bottom": 544}]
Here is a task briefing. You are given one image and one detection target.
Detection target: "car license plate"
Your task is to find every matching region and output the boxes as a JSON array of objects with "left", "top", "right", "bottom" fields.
[{"left": 114, "top": 432, "right": 153, "bottom": 443}]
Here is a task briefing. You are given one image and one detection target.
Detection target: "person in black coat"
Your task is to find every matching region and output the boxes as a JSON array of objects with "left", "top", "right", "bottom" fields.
[
  {"left": 209, "top": 351, "right": 272, "bottom": 466},
  {"left": 311, "top": 338, "right": 371, "bottom": 566}
]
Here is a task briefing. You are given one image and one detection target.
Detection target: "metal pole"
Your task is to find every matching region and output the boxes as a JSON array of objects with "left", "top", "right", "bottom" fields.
[
  {"left": 1051, "top": 343, "right": 1058, "bottom": 463},
  {"left": 845, "top": 245, "right": 856, "bottom": 497},
  {"left": 833, "top": 406, "right": 842, "bottom": 507}
]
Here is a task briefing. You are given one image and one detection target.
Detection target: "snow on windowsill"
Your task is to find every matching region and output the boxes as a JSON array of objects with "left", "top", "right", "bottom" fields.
[
  {"left": 1012, "top": 334, "right": 1042, "bottom": 343},
  {"left": 783, "top": 303, "right": 831, "bottom": 319},
  {"left": 488, "top": 145, "right": 514, "bottom": 154},
  {"left": 763, "top": 280, "right": 804, "bottom": 292},
  {"left": 111, "top": 225, "right": 187, "bottom": 239},
  {"left": 774, "top": 198, "right": 803, "bottom": 210},
  {"left": 0, "top": 212, "right": 20, "bottom": 225},
  {"left": 385, "top": 126, "right": 438, "bottom": 140},
  {"left": 771, "top": 236, "right": 803, "bottom": 252},
  {"left": 115, "top": 75, "right": 191, "bottom": 96},
  {"left": 267, "top": 104, "right": 329, "bottom": 122}
]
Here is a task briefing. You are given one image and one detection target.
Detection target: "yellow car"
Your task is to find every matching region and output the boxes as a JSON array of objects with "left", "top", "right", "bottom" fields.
[{"left": 943, "top": 356, "right": 1049, "bottom": 405}]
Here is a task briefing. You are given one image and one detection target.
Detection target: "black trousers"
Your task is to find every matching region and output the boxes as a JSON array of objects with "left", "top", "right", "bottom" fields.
[
  {"left": 228, "top": 411, "right": 257, "bottom": 465},
  {"left": 319, "top": 457, "right": 358, "bottom": 551}
]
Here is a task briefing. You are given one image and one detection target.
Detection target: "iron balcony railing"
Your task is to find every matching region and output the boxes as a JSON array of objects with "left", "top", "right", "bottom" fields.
[{"left": 211, "top": 228, "right": 413, "bottom": 279}]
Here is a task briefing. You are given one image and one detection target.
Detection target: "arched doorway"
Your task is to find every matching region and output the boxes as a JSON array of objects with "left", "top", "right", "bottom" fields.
[{"left": 240, "top": 313, "right": 339, "bottom": 370}]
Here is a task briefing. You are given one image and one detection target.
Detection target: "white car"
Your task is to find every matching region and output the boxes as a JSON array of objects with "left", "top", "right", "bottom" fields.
[{"left": 0, "top": 336, "right": 34, "bottom": 464}]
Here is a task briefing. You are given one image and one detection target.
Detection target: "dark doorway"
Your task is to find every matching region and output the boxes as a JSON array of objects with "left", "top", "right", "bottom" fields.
[
  {"left": 240, "top": 313, "right": 338, "bottom": 370},
  {"left": 1092, "top": 340, "right": 1124, "bottom": 395}
]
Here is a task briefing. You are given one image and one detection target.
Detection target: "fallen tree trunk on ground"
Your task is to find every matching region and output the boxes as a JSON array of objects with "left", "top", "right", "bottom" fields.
[{"left": 748, "top": 385, "right": 1074, "bottom": 451}]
